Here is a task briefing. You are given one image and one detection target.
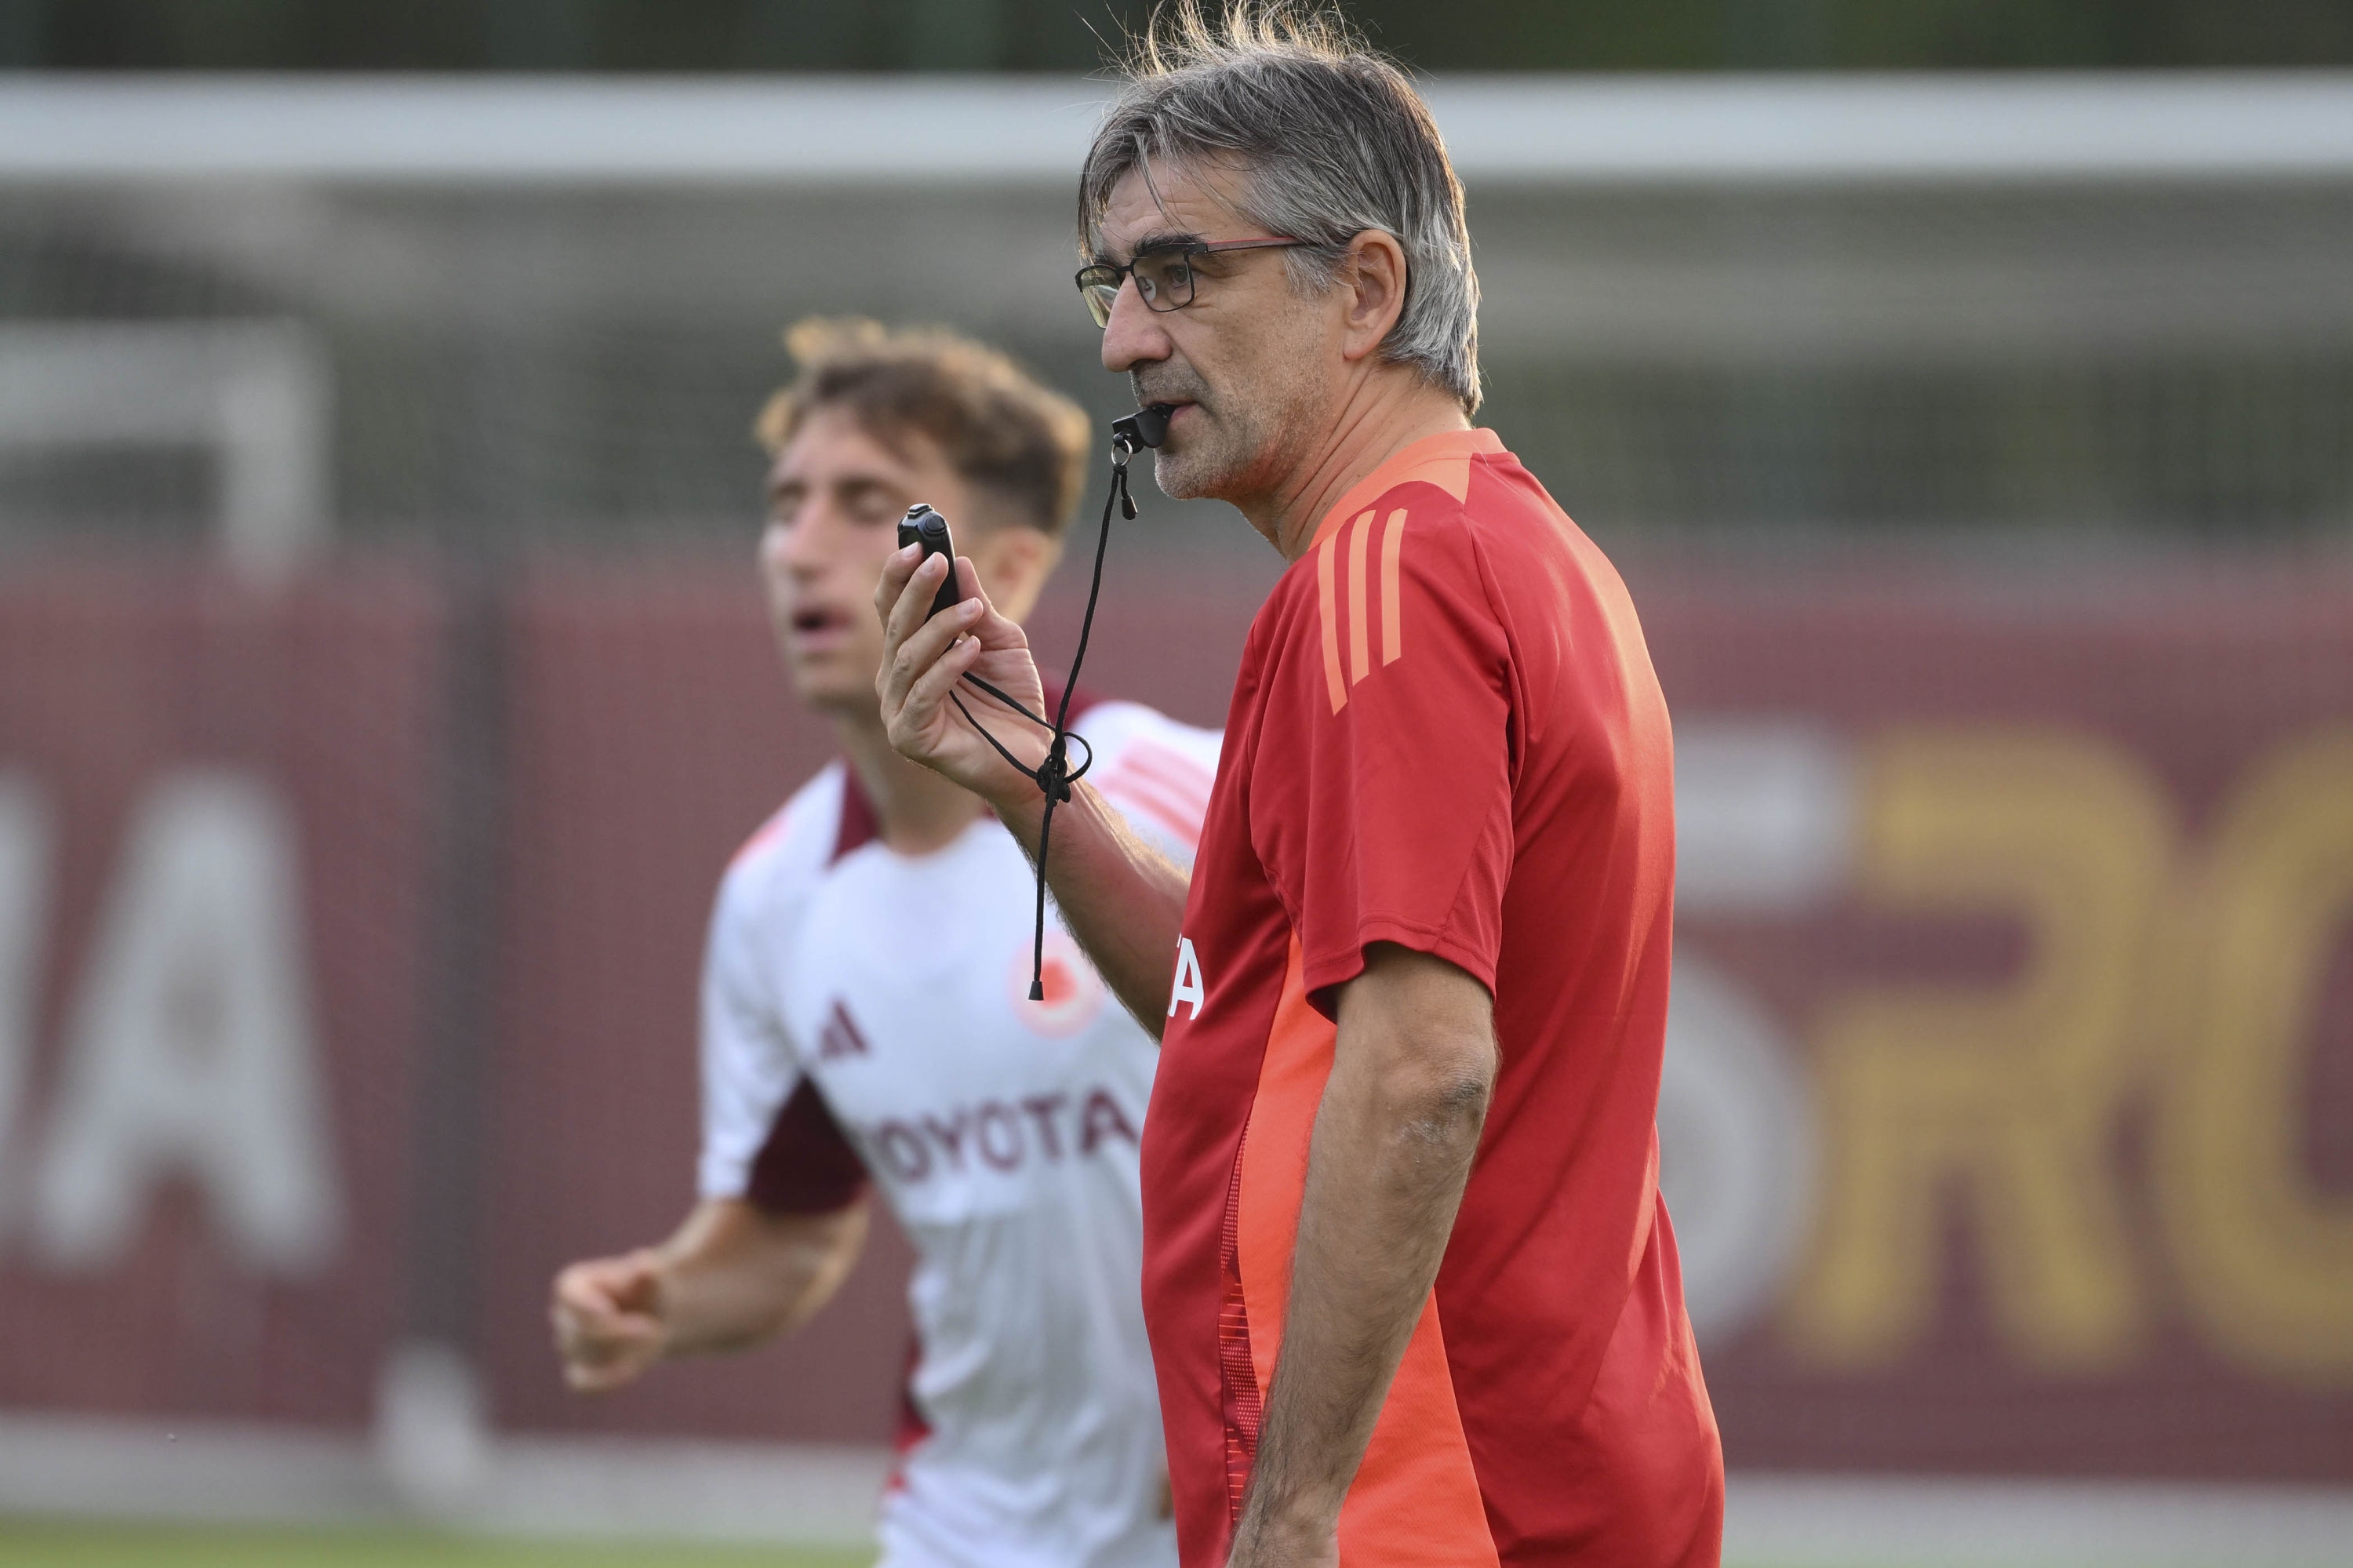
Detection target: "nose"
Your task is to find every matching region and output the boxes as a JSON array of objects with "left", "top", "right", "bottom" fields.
[
  {"left": 1100, "top": 279, "right": 1173, "bottom": 375},
  {"left": 766, "top": 510, "right": 826, "bottom": 580}
]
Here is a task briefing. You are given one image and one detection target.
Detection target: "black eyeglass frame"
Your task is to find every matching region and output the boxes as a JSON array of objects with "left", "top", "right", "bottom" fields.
[{"left": 1074, "top": 238, "right": 1307, "bottom": 328}]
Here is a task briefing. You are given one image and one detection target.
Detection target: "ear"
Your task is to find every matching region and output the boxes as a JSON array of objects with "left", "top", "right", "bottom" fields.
[
  {"left": 969, "top": 523, "right": 1064, "bottom": 624},
  {"left": 1338, "top": 230, "right": 1411, "bottom": 363}
]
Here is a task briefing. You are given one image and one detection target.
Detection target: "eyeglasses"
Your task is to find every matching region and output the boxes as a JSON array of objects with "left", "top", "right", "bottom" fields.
[{"left": 1075, "top": 238, "right": 1306, "bottom": 329}]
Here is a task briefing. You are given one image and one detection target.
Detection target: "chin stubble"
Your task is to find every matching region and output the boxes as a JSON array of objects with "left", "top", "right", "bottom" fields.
[{"left": 1151, "top": 402, "right": 1271, "bottom": 503}]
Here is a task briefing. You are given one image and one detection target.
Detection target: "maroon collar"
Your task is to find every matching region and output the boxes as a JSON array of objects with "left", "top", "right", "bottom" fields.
[{"left": 830, "top": 765, "right": 882, "bottom": 865}]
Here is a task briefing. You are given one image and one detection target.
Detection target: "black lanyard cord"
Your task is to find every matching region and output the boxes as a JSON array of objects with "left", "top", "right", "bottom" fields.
[{"left": 946, "top": 446, "right": 1139, "bottom": 1001}]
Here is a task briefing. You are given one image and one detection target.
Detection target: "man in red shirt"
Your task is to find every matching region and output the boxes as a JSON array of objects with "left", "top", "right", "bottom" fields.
[{"left": 875, "top": 7, "right": 1722, "bottom": 1565}]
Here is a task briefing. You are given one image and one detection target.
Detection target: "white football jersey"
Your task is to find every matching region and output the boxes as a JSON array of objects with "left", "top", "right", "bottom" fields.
[{"left": 698, "top": 699, "right": 1221, "bottom": 1568}]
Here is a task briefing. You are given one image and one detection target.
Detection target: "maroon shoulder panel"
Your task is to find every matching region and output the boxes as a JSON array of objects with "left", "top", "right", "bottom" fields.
[{"left": 746, "top": 1078, "right": 870, "bottom": 1215}]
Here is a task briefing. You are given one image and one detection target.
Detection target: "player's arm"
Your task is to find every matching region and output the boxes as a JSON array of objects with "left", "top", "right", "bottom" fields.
[
  {"left": 550, "top": 1195, "right": 868, "bottom": 1393},
  {"left": 875, "top": 547, "right": 1191, "bottom": 1036},
  {"left": 1229, "top": 943, "right": 1497, "bottom": 1568}
]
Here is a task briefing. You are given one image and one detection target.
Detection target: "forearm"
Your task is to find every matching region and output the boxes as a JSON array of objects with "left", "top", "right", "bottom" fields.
[
  {"left": 994, "top": 777, "right": 1191, "bottom": 1039},
  {"left": 1237, "top": 960, "right": 1496, "bottom": 1554},
  {"left": 655, "top": 1199, "right": 867, "bottom": 1358}
]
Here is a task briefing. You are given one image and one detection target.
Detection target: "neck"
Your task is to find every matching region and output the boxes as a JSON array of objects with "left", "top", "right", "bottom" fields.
[
  {"left": 835, "top": 709, "right": 986, "bottom": 855},
  {"left": 1241, "top": 372, "right": 1471, "bottom": 561}
]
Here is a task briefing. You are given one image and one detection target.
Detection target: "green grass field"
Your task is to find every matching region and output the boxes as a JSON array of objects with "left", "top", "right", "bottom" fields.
[{"left": 0, "top": 1519, "right": 878, "bottom": 1568}]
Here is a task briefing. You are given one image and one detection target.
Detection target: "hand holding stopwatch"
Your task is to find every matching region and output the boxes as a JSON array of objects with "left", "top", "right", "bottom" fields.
[
  {"left": 898, "top": 504, "right": 966, "bottom": 621},
  {"left": 928, "top": 406, "right": 1172, "bottom": 1002}
]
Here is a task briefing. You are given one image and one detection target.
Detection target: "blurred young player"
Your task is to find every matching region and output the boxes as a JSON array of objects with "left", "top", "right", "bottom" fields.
[{"left": 549, "top": 320, "right": 1219, "bottom": 1568}]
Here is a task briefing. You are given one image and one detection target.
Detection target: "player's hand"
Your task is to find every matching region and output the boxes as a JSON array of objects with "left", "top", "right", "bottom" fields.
[
  {"left": 875, "top": 547, "right": 1052, "bottom": 806},
  {"left": 550, "top": 1250, "right": 670, "bottom": 1393}
]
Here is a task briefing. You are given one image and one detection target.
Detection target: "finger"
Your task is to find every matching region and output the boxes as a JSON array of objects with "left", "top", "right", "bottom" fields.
[
  {"left": 551, "top": 1302, "right": 615, "bottom": 1362},
  {"left": 871, "top": 545, "right": 929, "bottom": 708},
  {"left": 553, "top": 1262, "right": 626, "bottom": 1316},
  {"left": 566, "top": 1355, "right": 642, "bottom": 1393},
  {"left": 909, "top": 586, "right": 983, "bottom": 668},
  {"left": 903, "top": 621, "right": 985, "bottom": 720},
  {"left": 609, "top": 1254, "right": 666, "bottom": 1313},
  {"left": 876, "top": 554, "right": 961, "bottom": 712},
  {"left": 558, "top": 1308, "right": 644, "bottom": 1370},
  {"left": 550, "top": 1290, "right": 592, "bottom": 1335},
  {"left": 885, "top": 551, "right": 955, "bottom": 652},
  {"left": 873, "top": 540, "right": 922, "bottom": 626},
  {"left": 884, "top": 593, "right": 984, "bottom": 719},
  {"left": 558, "top": 1252, "right": 645, "bottom": 1299},
  {"left": 565, "top": 1319, "right": 662, "bottom": 1390},
  {"left": 966, "top": 592, "right": 1031, "bottom": 650},
  {"left": 934, "top": 564, "right": 1031, "bottom": 653}
]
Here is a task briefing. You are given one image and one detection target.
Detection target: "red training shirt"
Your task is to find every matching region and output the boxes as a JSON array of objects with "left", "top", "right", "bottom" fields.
[{"left": 1141, "top": 428, "right": 1722, "bottom": 1566}]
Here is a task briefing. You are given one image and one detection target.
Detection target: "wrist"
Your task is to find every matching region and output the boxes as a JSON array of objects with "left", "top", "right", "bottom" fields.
[
  {"left": 984, "top": 776, "right": 1048, "bottom": 827},
  {"left": 974, "top": 738, "right": 1061, "bottom": 827},
  {"left": 634, "top": 1249, "right": 679, "bottom": 1356},
  {"left": 1235, "top": 1480, "right": 1342, "bottom": 1546}
]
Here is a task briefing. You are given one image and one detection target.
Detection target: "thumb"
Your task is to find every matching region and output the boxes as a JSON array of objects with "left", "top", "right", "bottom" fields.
[{"left": 608, "top": 1250, "right": 667, "bottom": 1315}]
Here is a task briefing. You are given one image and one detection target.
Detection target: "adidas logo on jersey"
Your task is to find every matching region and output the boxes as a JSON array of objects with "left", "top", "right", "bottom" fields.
[
  {"left": 855, "top": 1088, "right": 1139, "bottom": 1186},
  {"left": 816, "top": 999, "right": 871, "bottom": 1060}
]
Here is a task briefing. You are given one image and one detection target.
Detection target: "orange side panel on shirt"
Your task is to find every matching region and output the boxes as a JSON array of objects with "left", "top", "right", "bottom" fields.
[{"left": 1236, "top": 938, "right": 1501, "bottom": 1567}]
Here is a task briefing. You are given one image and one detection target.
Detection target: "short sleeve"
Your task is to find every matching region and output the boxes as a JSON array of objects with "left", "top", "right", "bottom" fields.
[
  {"left": 1263, "top": 504, "right": 1515, "bottom": 1014},
  {"left": 696, "top": 861, "right": 866, "bottom": 1210}
]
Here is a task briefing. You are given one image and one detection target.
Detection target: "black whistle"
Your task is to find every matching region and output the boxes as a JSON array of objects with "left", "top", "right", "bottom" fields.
[
  {"left": 1111, "top": 404, "right": 1173, "bottom": 456},
  {"left": 897, "top": 504, "right": 964, "bottom": 620}
]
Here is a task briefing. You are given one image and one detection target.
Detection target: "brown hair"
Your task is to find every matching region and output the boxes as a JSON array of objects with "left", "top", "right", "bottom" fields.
[{"left": 755, "top": 318, "right": 1093, "bottom": 537}]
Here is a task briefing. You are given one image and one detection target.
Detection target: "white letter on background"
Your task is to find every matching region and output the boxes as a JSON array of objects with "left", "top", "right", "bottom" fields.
[
  {"left": 31, "top": 770, "right": 341, "bottom": 1275},
  {"left": 0, "top": 773, "right": 52, "bottom": 1232}
]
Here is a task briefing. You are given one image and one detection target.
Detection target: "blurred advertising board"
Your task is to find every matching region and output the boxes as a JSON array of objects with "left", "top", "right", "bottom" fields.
[
  {"left": 1645, "top": 569, "right": 2353, "bottom": 1483},
  {"left": 0, "top": 567, "right": 442, "bottom": 1424},
  {"left": 0, "top": 557, "right": 2348, "bottom": 1486}
]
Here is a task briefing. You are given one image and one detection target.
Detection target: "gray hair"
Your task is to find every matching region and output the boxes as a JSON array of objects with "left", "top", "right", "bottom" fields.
[{"left": 1080, "top": 2, "right": 1482, "bottom": 413}]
